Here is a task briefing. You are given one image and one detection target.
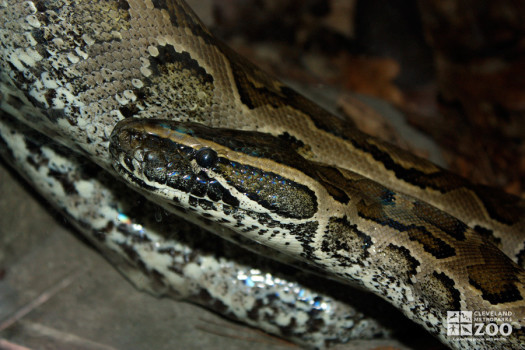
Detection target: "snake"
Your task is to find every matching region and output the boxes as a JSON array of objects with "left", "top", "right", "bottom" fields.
[
  {"left": 1, "top": 1, "right": 525, "bottom": 349},
  {"left": 1, "top": 115, "right": 403, "bottom": 348}
]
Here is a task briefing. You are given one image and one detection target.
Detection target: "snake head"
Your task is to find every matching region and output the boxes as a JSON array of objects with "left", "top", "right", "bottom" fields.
[
  {"left": 109, "top": 118, "right": 239, "bottom": 207},
  {"left": 109, "top": 118, "right": 318, "bottom": 220}
]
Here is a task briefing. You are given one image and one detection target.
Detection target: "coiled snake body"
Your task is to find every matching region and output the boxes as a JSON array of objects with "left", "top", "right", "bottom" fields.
[{"left": 1, "top": 1, "right": 524, "bottom": 349}]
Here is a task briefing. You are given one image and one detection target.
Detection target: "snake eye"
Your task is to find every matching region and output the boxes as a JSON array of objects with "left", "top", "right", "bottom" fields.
[{"left": 195, "top": 147, "right": 218, "bottom": 168}]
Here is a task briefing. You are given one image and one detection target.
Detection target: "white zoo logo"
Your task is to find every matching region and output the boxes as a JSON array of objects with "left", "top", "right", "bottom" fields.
[
  {"left": 447, "top": 311, "right": 513, "bottom": 337},
  {"left": 447, "top": 311, "right": 472, "bottom": 336}
]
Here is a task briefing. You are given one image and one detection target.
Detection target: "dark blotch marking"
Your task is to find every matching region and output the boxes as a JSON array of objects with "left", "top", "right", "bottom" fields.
[
  {"left": 118, "top": 242, "right": 146, "bottom": 270},
  {"left": 194, "top": 289, "right": 230, "bottom": 315},
  {"left": 278, "top": 132, "right": 306, "bottom": 151},
  {"left": 47, "top": 108, "right": 67, "bottom": 124},
  {"left": 468, "top": 242, "right": 524, "bottom": 304},
  {"left": 118, "top": 242, "right": 166, "bottom": 291},
  {"left": 383, "top": 244, "right": 420, "bottom": 282},
  {"left": 314, "top": 167, "right": 351, "bottom": 204},
  {"left": 189, "top": 196, "right": 217, "bottom": 211},
  {"left": 292, "top": 221, "right": 320, "bottom": 262},
  {"left": 151, "top": 0, "right": 168, "bottom": 9},
  {"left": 151, "top": 0, "right": 169, "bottom": 10},
  {"left": 395, "top": 223, "right": 455, "bottom": 259},
  {"left": 93, "top": 229, "right": 107, "bottom": 242},
  {"left": 420, "top": 272, "right": 461, "bottom": 311},
  {"left": 116, "top": 44, "right": 214, "bottom": 119},
  {"left": 350, "top": 138, "right": 465, "bottom": 193},
  {"left": 24, "top": 136, "right": 45, "bottom": 166},
  {"left": 321, "top": 216, "right": 372, "bottom": 267},
  {"left": 241, "top": 225, "right": 257, "bottom": 233},
  {"left": 31, "top": 28, "right": 50, "bottom": 59},
  {"left": 380, "top": 189, "right": 395, "bottom": 204},
  {"left": 348, "top": 176, "right": 397, "bottom": 205},
  {"left": 157, "top": 247, "right": 178, "bottom": 258},
  {"left": 44, "top": 89, "right": 56, "bottom": 107},
  {"left": 254, "top": 213, "right": 319, "bottom": 261},
  {"left": 358, "top": 199, "right": 456, "bottom": 259},
  {"left": 471, "top": 185, "right": 524, "bottom": 226},
  {"left": 413, "top": 201, "right": 467, "bottom": 241},
  {"left": 93, "top": 221, "right": 114, "bottom": 242},
  {"left": 116, "top": 0, "right": 130, "bottom": 10},
  {"left": 25, "top": 156, "right": 40, "bottom": 170},
  {"left": 349, "top": 138, "right": 524, "bottom": 227},
  {"left": 188, "top": 196, "right": 198, "bottom": 208},
  {"left": 32, "top": 0, "right": 47, "bottom": 12},
  {"left": 149, "top": 46, "right": 213, "bottom": 84},
  {"left": 435, "top": 272, "right": 461, "bottom": 310},
  {"left": 168, "top": 263, "right": 183, "bottom": 276},
  {"left": 48, "top": 169, "right": 78, "bottom": 196},
  {"left": 119, "top": 44, "right": 214, "bottom": 118},
  {"left": 474, "top": 225, "right": 501, "bottom": 249},
  {"left": 31, "top": 27, "right": 46, "bottom": 45},
  {"left": 119, "top": 103, "right": 140, "bottom": 119},
  {"left": 227, "top": 49, "right": 339, "bottom": 134},
  {"left": 123, "top": 156, "right": 134, "bottom": 172},
  {"left": 517, "top": 247, "right": 525, "bottom": 268}
]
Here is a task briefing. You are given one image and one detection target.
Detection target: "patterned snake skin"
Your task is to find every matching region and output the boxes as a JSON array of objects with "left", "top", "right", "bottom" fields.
[
  {"left": 1, "top": 1, "right": 524, "bottom": 349},
  {"left": 0, "top": 115, "right": 399, "bottom": 348}
]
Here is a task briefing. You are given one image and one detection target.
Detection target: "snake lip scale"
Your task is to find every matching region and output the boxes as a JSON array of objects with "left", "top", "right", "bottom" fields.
[{"left": 1, "top": 1, "right": 525, "bottom": 349}]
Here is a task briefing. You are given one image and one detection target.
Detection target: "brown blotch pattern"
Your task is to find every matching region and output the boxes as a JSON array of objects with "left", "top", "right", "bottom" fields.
[
  {"left": 473, "top": 225, "right": 501, "bottom": 250},
  {"left": 321, "top": 216, "right": 373, "bottom": 267},
  {"left": 121, "top": 45, "right": 214, "bottom": 120},
  {"left": 314, "top": 166, "right": 352, "bottom": 204},
  {"left": 382, "top": 244, "right": 420, "bottom": 282},
  {"left": 472, "top": 185, "right": 524, "bottom": 226},
  {"left": 224, "top": 41, "right": 345, "bottom": 138},
  {"left": 467, "top": 242, "right": 524, "bottom": 304},
  {"left": 413, "top": 201, "right": 467, "bottom": 241},
  {"left": 357, "top": 197, "right": 456, "bottom": 259},
  {"left": 419, "top": 271, "right": 461, "bottom": 311},
  {"left": 348, "top": 135, "right": 525, "bottom": 228}
]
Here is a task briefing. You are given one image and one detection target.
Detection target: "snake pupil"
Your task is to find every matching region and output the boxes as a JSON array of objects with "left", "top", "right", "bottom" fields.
[{"left": 195, "top": 147, "right": 218, "bottom": 168}]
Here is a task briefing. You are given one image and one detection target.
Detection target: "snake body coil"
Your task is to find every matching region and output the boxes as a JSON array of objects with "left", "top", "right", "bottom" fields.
[{"left": 1, "top": 1, "right": 525, "bottom": 349}]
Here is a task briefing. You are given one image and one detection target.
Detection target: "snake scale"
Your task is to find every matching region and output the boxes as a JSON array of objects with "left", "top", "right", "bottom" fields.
[{"left": 1, "top": 1, "right": 524, "bottom": 349}]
